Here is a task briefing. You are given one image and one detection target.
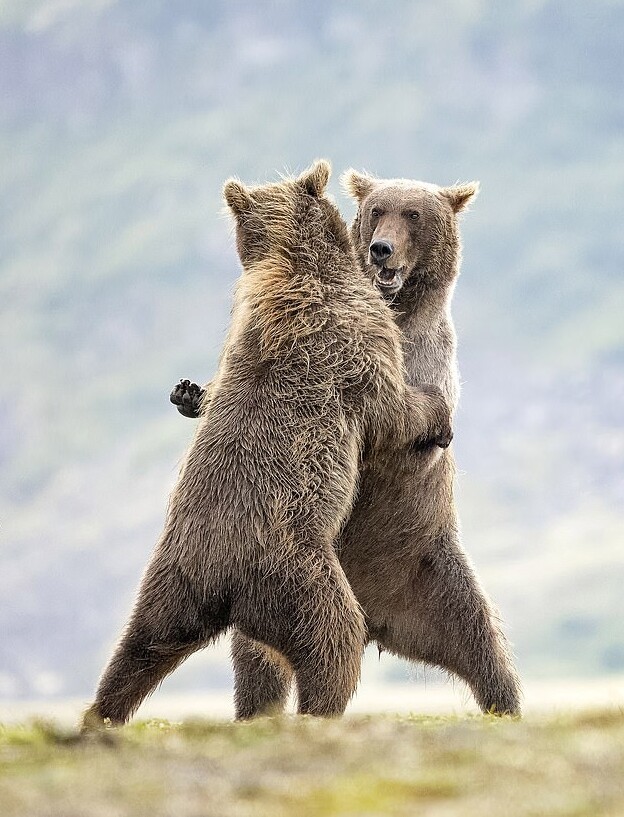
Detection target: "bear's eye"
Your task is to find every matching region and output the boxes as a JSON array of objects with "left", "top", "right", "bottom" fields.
[
  {"left": 408, "top": 211, "right": 420, "bottom": 221},
  {"left": 371, "top": 208, "right": 382, "bottom": 219}
]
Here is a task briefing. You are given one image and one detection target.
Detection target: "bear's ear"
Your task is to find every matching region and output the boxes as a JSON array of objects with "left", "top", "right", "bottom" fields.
[
  {"left": 441, "top": 181, "right": 480, "bottom": 213},
  {"left": 223, "top": 179, "right": 253, "bottom": 217},
  {"left": 298, "top": 159, "right": 331, "bottom": 197},
  {"left": 341, "top": 169, "right": 377, "bottom": 203}
]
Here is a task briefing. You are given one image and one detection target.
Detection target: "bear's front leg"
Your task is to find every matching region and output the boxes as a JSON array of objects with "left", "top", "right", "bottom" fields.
[{"left": 402, "top": 384, "right": 453, "bottom": 450}]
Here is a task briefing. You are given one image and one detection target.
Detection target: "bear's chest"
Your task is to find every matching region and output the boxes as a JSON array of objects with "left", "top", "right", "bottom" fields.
[{"left": 403, "top": 327, "right": 459, "bottom": 412}]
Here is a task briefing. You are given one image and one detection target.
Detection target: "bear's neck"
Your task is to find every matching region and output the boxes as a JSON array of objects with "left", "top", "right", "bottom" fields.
[
  {"left": 389, "top": 270, "right": 459, "bottom": 410},
  {"left": 391, "top": 275, "right": 455, "bottom": 334}
]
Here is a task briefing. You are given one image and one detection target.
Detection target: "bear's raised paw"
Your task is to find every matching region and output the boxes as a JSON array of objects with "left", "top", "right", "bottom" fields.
[{"left": 170, "top": 379, "right": 204, "bottom": 419}]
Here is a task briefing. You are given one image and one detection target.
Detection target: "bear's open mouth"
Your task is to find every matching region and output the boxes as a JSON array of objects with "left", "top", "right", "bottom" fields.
[{"left": 374, "top": 266, "right": 404, "bottom": 296}]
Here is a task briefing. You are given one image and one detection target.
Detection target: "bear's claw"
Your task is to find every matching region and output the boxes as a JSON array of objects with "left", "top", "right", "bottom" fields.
[{"left": 435, "top": 429, "right": 453, "bottom": 449}]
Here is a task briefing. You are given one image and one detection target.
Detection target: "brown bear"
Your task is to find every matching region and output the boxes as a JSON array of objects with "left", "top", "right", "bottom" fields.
[
  {"left": 174, "top": 171, "right": 522, "bottom": 718},
  {"left": 82, "top": 161, "right": 453, "bottom": 727},
  {"left": 336, "top": 172, "right": 522, "bottom": 715}
]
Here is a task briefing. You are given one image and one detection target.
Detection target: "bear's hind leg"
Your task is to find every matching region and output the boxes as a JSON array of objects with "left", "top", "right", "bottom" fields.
[
  {"left": 379, "top": 530, "right": 522, "bottom": 716},
  {"left": 231, "top": 631, "right": 293, "bottom": 719},
  {"left": 236, "top": 550, "right": 366, "bottom": 718},
  {"left": 83, "top": 562, "right": 229, "bottom": 728},
  {"left": 290, "top": 554, "right": 366, "bottom": 716}
]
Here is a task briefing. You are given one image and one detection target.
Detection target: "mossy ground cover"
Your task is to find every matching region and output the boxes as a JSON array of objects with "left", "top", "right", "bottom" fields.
[{"left": 1, "top": 710, "right": 623, "bottom": 816}]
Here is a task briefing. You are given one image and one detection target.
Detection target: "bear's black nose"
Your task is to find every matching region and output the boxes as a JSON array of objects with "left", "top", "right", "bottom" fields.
[{"left": 370, "top": 240, "right": 394, "bottom": 264}]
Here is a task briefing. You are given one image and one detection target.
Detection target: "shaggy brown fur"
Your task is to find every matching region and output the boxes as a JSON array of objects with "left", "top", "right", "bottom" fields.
[
  {"left": 228, "top": 172, "right": 522, "bottom": 718},
  {"left": 82, "top": 162, "right": 452, "bottom": 728}
]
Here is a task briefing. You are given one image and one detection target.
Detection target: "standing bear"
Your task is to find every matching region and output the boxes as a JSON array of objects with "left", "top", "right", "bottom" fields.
[
  {"left": 172, "top": 171, "right": 522, "bottom": 717},
  {"left": 83, "top": 161, "right": 452, "bottom": 727}
]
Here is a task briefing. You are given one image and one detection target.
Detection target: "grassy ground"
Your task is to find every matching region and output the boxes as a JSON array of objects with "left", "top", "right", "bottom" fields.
[{"left": 1, "top": 711, "right": 623, "bottom": 817}]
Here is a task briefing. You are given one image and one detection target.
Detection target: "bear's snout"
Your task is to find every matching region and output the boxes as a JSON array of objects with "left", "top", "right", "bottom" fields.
[{"left": 369, "top": 239, "right": 394, "bottom": 265}]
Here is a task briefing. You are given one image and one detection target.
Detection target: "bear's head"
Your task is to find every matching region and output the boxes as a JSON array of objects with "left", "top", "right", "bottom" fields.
[
  {"left": 223, "top": 159, "right": 352, "bottom": 274},
  {"left": 223, "top": 161, "right": 357, "bottom": 357},
  {"left": 341, "top": 170, "right": 479, "bottom": 300}
]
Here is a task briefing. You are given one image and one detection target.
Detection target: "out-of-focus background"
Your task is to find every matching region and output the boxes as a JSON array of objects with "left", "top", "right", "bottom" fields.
[{"left": 1, "top": 0, "right": 623, "bottom": 710}]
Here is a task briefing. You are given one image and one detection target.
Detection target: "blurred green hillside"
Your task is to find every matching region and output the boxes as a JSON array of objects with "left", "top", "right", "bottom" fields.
[{"left": 1, "top": 0, "right": 623, "bottom": 699}]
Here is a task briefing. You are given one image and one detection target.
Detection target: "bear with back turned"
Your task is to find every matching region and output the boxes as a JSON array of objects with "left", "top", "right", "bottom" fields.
[
  {"left": 174, "top": 171, "right": 522, "bottom": 718},
  {"left": 83, "top": 162, "right": 452, "bottom": 727}
]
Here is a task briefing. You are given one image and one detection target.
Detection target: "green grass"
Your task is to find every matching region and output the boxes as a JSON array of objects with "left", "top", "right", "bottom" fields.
[{"left": 1, "top": 711, "right": 623, "bottom": 816}]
